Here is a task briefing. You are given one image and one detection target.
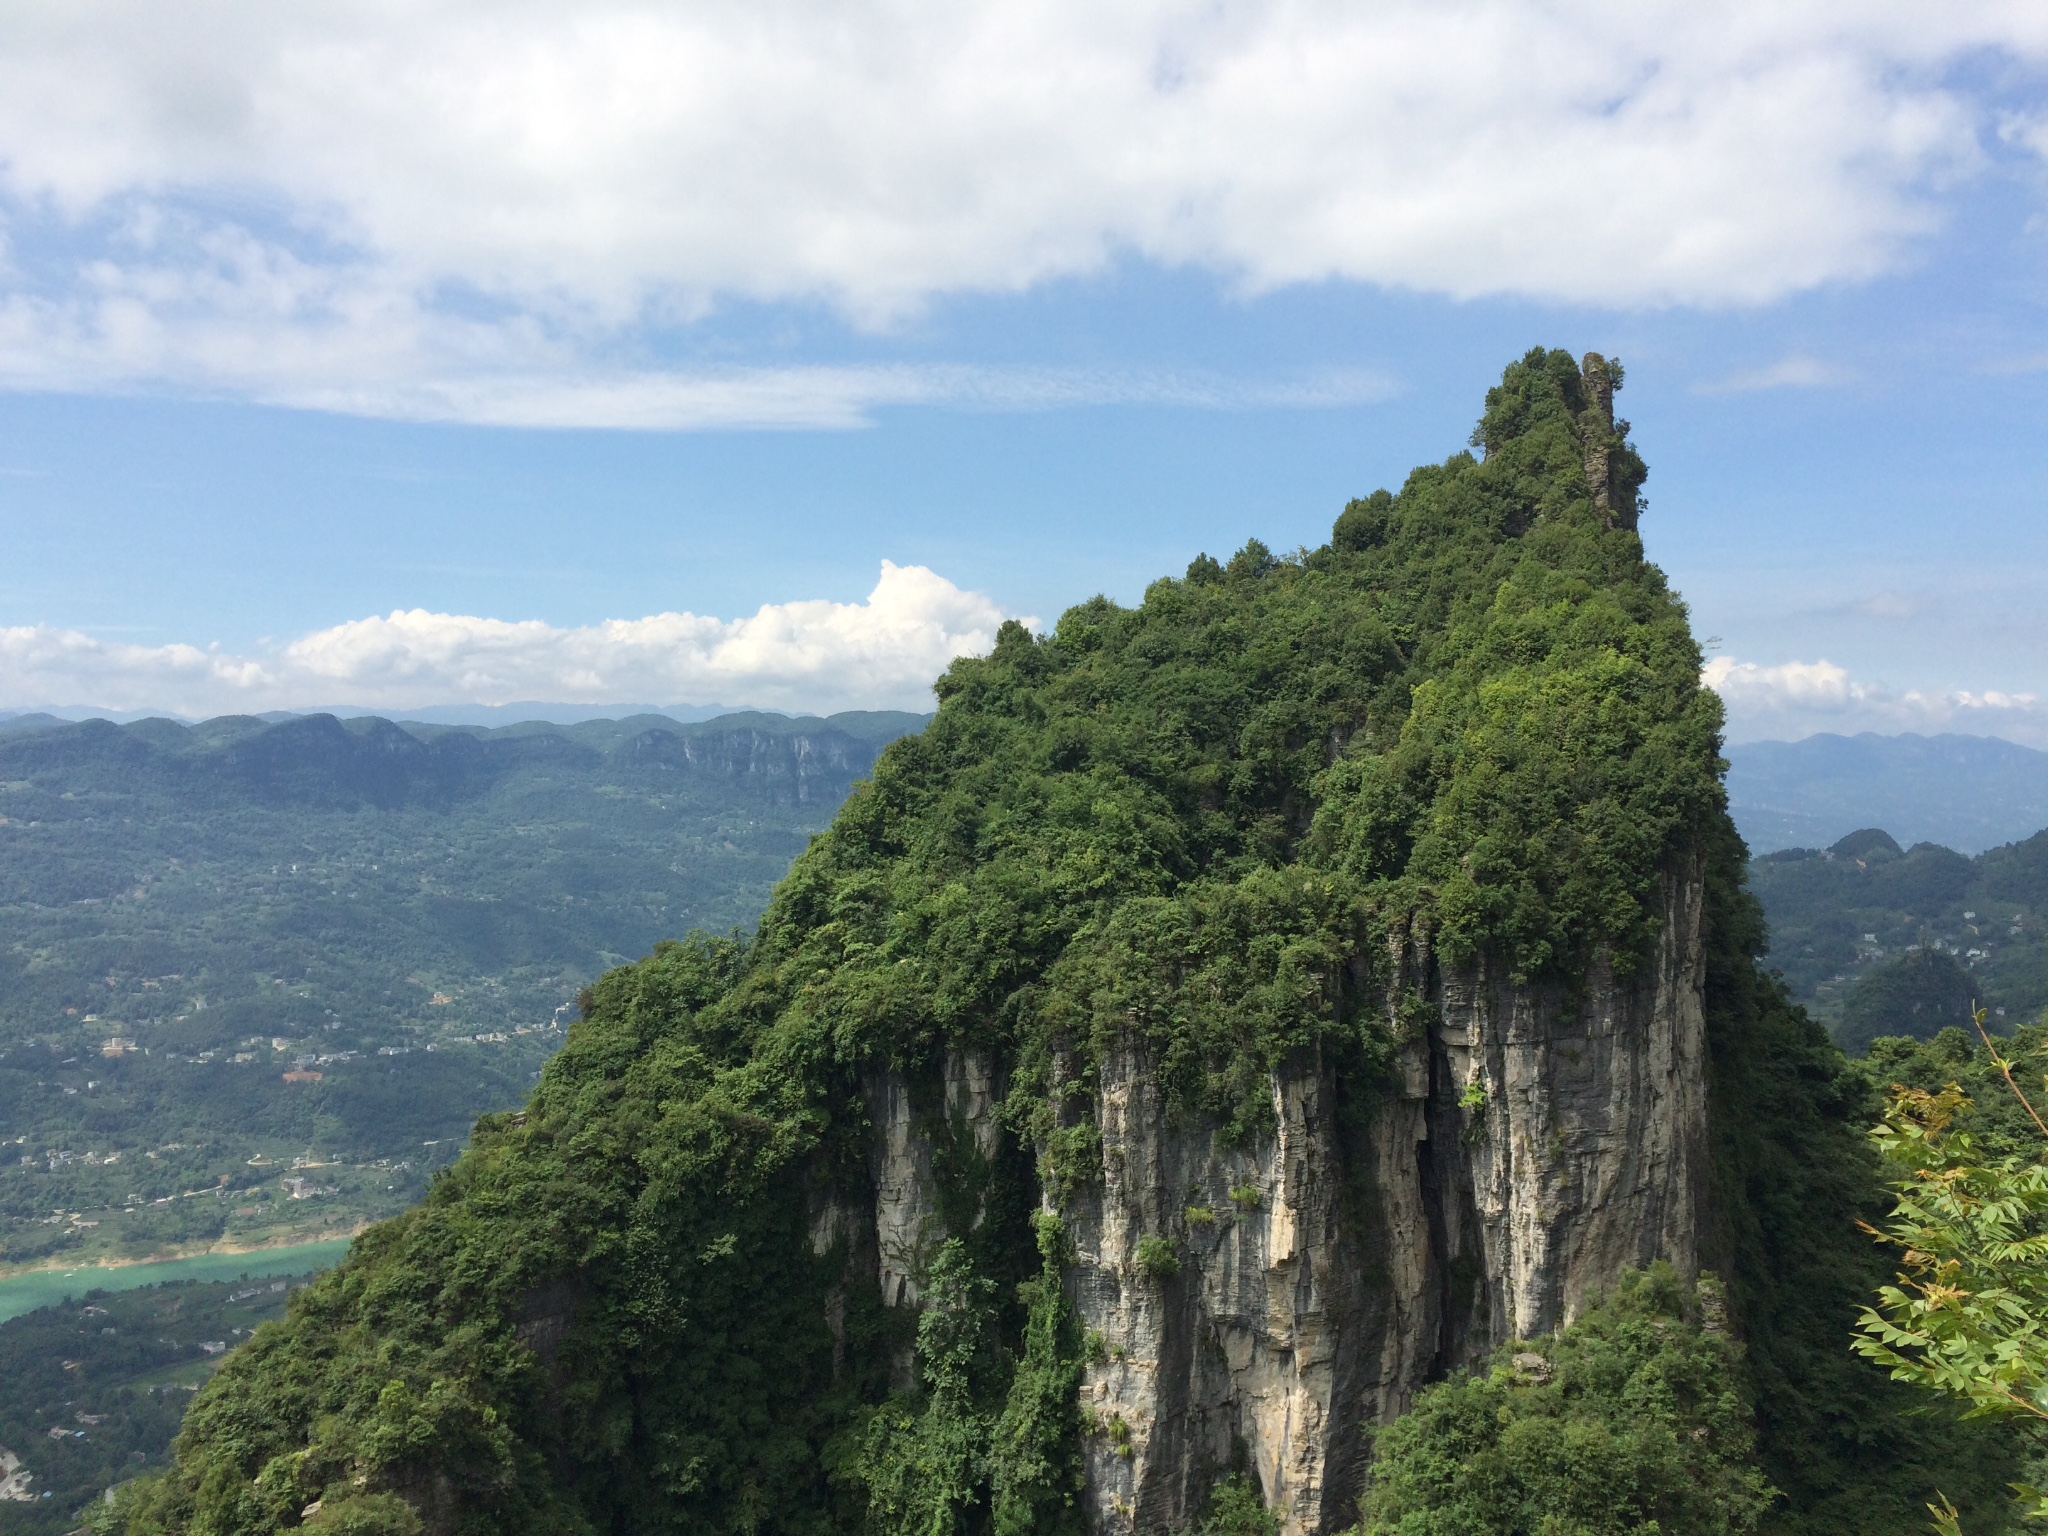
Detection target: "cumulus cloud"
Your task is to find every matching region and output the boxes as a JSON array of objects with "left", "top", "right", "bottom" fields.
[
  {"left": 0, "top": 562, "right": 1021, "bottom": 717},
  {"left": 1703, "top": 655, "right": 2048, "bottom": 747},
  {"left": 0, "top": 2, "right": 2042, "bottom": 423}
]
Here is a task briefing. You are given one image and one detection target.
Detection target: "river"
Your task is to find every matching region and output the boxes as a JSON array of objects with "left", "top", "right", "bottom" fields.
[{"left": 0, "top": 1237, "right": 355, "bottom": 1322}]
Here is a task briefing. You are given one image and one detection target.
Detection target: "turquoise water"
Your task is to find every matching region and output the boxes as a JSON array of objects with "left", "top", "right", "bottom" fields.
[{"left": 0, "top": 1238, "right": 355, "bottom": 1322}]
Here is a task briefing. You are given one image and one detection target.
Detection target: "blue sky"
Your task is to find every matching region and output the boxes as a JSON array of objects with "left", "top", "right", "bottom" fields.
[{"left": 0, "top": 3, "right": 2045, "bottom": 741}]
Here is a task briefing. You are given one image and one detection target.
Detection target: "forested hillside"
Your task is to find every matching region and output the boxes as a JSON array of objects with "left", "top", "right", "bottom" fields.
[
  {"left": 106, "top": 351, "right": 2018, "bottom": 1536},
  {"left": 0, "top": 710, "right": 923, "bottom": 1271},
  {"left": 1749, "top": 825, "right": 2048, "bottom": 1049}
]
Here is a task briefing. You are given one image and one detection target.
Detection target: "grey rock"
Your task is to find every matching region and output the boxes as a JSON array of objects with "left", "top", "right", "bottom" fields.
[
  {"left": 1511, "top": 1352, "right": 1553, "bottom": 1383},
  {"left": 832, "top": 860, "right": 1710, "bottom": 1536}
]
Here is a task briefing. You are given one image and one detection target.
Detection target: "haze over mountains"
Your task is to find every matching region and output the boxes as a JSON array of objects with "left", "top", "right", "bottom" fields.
[
  {"left": 1724, "top": 732, "right": 2048, "bottom": 855},
  {"left": 14, "top": 713, "right": 2043, "bottom": 857},
  {"left": 0, "top": 702, "right": 757, "bottom": 731}
]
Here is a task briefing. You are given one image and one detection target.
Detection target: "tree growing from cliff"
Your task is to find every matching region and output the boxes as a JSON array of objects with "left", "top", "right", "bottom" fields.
[{"left": 1364, "top": 1266, "right": 1773, "bottom": 1536}]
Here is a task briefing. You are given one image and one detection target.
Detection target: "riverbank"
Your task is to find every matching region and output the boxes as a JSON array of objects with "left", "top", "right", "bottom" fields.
[
  {"left": 0, "top": 1235, "right": 357, "bottom": 1322},
  {"left": 0, "top": 1219, "right": 367, "bottom": 1283}
]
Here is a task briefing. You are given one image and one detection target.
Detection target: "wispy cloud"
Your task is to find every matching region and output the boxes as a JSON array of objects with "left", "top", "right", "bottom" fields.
[
  {"left": 1979, "top": 349, "right": 2048, "bottom": 376},
  {"left": 1838, "top": 590, "right": 1937, "bottom": 622},
  {"left": 0, "top": 562, "right": 1024, "bottom": 716},
  {"left": 0, "top": 3, "right": 2039, "bottom": 422},
  {"left": 280, "top": 363, "right": 1399, "bottom": 432},
  {"left": 1704, "top": 655, "right": 2047, "bottom": 746},
  {"left": 1693, "top": 354, "right": 1856, "bottom": 395},
  {"left": 0, "top": 248, "right": 1396, "bottom": 427}
]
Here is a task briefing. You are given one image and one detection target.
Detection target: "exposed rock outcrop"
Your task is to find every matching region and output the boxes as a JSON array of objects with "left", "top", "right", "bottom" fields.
[
  {"left": 1580, "top": 352, "right": 1618, "bottom": 520},
  {"left": 848, "top": 861, "right": 1710, "bottom": 1536}
]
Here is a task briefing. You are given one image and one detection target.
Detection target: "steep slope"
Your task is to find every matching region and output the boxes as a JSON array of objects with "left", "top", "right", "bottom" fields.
[{"left": 117, "top": 351, "right": 2004, "bottom": 1536}]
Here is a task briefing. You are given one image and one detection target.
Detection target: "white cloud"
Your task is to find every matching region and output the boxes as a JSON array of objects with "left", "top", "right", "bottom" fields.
[
  {"left": 2000, "top": 107, "right": 2048, "bottom": 157},
  {"left": 0, "top": 227, "right": 1394, "bottom": 427},
  {"left": 0, "top": 562, "right": 1023, "bottom": 716},
  {"left": 1693, "top": 354, "right": 1856, "bottom": 394},
  {"left": 266, "top": 362, "right": 1394, "bottom": 432},
  {"left": 0, "top": 2, "right": 2042, "bottom": 423},
  {"left": 1704, "top": 655, "right": 2048, "bottom": 747}
]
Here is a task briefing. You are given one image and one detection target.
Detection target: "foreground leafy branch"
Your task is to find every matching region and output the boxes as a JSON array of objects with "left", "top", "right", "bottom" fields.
[{"left": 1855, "top": 1010, "right": 2048, "bottom": 1525}]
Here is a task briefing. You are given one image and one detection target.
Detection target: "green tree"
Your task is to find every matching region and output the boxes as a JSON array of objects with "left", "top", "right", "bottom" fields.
[
  {"left": 1364, "top": 1266, "right": 1774, "bottom": 1536},
  {"left": 859, "top": 1241, "right": 999, "bottom": 1536},
  {"left": 988, "top": 1216, "right": 1087, "bottom": 1536},
  {"left": 1839, "top": 950, "right": 1979, "bottom": 1057},
  {"left": 1855, "top": 1011, "right": 2048, "bottom": 1525}
]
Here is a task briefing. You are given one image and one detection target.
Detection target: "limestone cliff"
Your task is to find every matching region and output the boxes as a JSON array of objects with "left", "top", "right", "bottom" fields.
[{"left": 846, "top": 860, "right": 1710, "bottom": 1535}]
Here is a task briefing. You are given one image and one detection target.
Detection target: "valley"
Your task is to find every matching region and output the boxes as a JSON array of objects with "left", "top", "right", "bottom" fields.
[
  {"left": 0, "top": 708, "right": 924, "bottom": 1274},
  {"left": 1748, "top": 825, "right": 2048, "bottom": 1048}
]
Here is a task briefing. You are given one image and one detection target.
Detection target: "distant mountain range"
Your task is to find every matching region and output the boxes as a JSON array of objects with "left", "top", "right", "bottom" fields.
[
  {"left": 0, "top": 701, "right": 760, "bottom": 730},
  {"left": 13, "top": 717, "right": 2046, "bottom": 857},
  {"left": 1747, "top": 824, "right": 2048, "bottom": 1047},
  {"left": 1725, "top": 733, "right": 2048, "bottom": 855},
  {"left": 0, "top": 707, "right": 929, "bottom": 810}
]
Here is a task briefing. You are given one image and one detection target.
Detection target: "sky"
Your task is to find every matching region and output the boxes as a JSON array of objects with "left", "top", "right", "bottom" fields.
[{"left": 1, "top": 2, "right": 2047, "bottom": 743}]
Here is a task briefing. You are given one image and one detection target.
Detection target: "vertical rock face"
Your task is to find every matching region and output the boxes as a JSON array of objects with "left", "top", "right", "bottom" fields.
[
  {"left": 1065, "top": 1041, "right": 1371, "bottom": 1536},
  {"left": 1437, "top": 855, "right": 1708, "bottom": 1345},
  {"left": 851, "top": 863, "right": 1710, "bottom": 1536},
  {"left": 1580, "top": 351, "right": 1617, "bottom": 520}
]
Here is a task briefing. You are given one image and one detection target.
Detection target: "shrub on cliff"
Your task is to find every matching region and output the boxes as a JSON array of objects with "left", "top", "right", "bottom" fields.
[{"left": 1363, "top": 1267, "right": 1773, "bottom": 1536}]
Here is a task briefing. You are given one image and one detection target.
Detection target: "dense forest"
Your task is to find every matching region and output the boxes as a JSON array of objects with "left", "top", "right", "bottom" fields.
[
  {"left": 1750, "top": 825, "right": 2048, "bottom": 1050},
  {"left": 19, "top": 350, "right": 2027, "bottom": 1536},
  {"left": 0, "top": 710, "right": 923, "bottom": 1269}
]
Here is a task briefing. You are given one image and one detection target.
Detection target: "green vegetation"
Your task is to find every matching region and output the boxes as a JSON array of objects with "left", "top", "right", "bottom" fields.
[
  {"left": 1858, "top": 1021, "right": 2048, "bottom": 1160},
  {"left": 1133, "top": 1237, "right": 1179, "bottom": 1281},
  {"left": 0, "top": 1273, "right": 312, "bottom": 1536},
  {"left": 1188, "top": 1477, "right": 1277, "bottom": 1536},
  {"left": 1839, "top": 949, "right": 1978, "bottom": 1057},
  {"left": 0, "top": 709, "right": 920, "bottom": 1270},
  {"left": 1364, "top": 1266, "right": 1772, "bottom": 1536},
  {"left": 1857, "top": 1086, "right": 2048, "bottom": 1483},
  {"left": 1701, "top": 838, "right": 2023, "bottom": 1534},
  {"left": 1851, "top": 1015, "right": 2048, "bottom": 1529},
  {"left": 860, "top": 1219, "right": 1086, "bottom": 1536},
  {"left": 1748, "top": 826, "right": 2048, "bottom": 1047},
  {"left": 79, "top": 349, "right": 2009, "bottom": 1536}
]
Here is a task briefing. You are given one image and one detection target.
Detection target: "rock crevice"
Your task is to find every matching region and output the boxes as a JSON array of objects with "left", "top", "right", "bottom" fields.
[{"left": 850, "top": 861, "right": 1710, "bottom": 1536}]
